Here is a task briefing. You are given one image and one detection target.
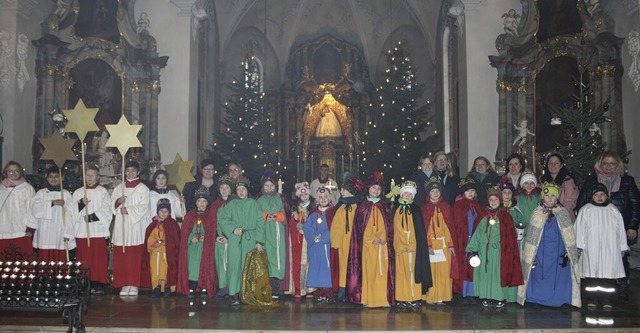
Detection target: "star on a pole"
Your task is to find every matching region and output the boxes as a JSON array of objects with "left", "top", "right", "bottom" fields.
[
  {"left": 63, "top": 98, "right": 99, "bottom": 141},
  {"left": 39, "top": 131, "right": 78, "bottom": 168},
  {"left": 104, "top": 115, "right": 142, "bottom": 155},
  {"left": 164, "top": 154, "right": 195, "bottom": 193}
]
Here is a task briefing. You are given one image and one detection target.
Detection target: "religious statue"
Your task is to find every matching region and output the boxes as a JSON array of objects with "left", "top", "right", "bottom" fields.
[
  {"left": 513, "top": 120, "right": 535, "bottom": 146},
  {"left": 301, "top": 65, "right": 312, "bottom": 81},
  {"left": 626, "top": 30, "right": 640, "bottom": 92},
  {"left": 342, "top": 63, "right": 352, "bottom": 80},
  {"left": 53, "top": 0, "right": 70, "bottom": 18},
  {"left": 191, "top": 5, "right": 208, "bottom": 40},
  {"left": 502, "top": 9, "right": 520, "bottom": 36},
  {"left": 589, "top": 123, "right": 601, "bottom": 137},
  {"left": 16, "top": 34, "right": 30, "bottom": 92},
  {"left": 292, "top": 131, "right": 303, "bottom": 151},
  {"left": 137, "top": 12, "right": 150, "bottom": 34},
  {"left": 584, "top": 0, "right": 601, "bottom": 17},
  {"left": 353, "top": 131, "right": 362, "bottom": 146},
  {"left": 448, "top": 0, "right": 465, "bottom": 28},
  {"left": 315, "top": 106, "right": 342, "bottom": 137}
]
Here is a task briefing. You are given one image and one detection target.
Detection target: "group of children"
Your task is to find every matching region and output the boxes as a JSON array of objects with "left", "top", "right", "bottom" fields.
[{"left": 5, "top": 159, "right": 630, "bottom": 311}]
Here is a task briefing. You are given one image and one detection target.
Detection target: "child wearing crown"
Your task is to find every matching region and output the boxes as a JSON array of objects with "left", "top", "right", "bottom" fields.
[
  {"left": 142, "top": 198, "right": 180, "bottom": 297},
  {"left": 420, "top": 176, "right": 455, "bottom": 304},
  {"left": 517, "top": 171, "right": 541, "bottom": 227},
  {"left": 177, "top": 188, "right": 218, "bottom": 299},
  {"left": 466, "top": 187, "right": 523, "bottom": 309},
  {"left": 289, "top": 181, "right": 315, "bottom": 298},
  {"left": 392, "top": 180, "right": 431, "bottom": 308}
]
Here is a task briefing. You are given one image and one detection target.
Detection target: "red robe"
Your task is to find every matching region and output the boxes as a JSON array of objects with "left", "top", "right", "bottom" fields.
[
  {"left": 140, "top": 216, "right": 181, "bottom": 288},
  {"left": 346, "top": 199, "right": 395, "bottom": 305},
  {"left": 476, "top": 208, "right": 524, "bottom": 287},
  {"left": 176, "top": 207, "right": 218, "bottom": 297},
  {"left": 420, "top": 199, "right": 455, "bottom": 279},
  {"left": 451, "top": 198, "right": 485, "bottom": 294}
]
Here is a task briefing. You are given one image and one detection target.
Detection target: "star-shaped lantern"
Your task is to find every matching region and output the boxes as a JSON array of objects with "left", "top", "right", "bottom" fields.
[
  {"left": 164, "top": 154, "right": 195, "bottom": 193},
  {"left": 39, "top": 131, "right": 78, "bottom": 167},
  {"left": 104, "top": 115, "right": 142, "bottom": 155},
  {"left": 63, "top": 98, "right": 99, "bottom": 141}
]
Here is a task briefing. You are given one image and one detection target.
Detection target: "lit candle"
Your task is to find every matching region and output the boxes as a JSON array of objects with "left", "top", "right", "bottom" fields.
[
  {"left": 532, "top": 145, "right": 536, "bottom": 174},
  {"left": 278, "top": 179, "right": 283, "bottom": 194},
  {"left": 297, "top": 155, "right": 300, "bottom": 179},
  {"left": 390, "top": 178, "right": 395, "bottom": 190},
  {"left": 311, "top": 155, "right": 314, "bottom": 178}
]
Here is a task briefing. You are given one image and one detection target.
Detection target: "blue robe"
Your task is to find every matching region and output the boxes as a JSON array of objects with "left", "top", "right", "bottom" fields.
[
  {"left": 304, "top": 209, "right": 332, "bottom": 288},
  {"left": 525, "top": 216, "right": 572, "bottom": 307}
]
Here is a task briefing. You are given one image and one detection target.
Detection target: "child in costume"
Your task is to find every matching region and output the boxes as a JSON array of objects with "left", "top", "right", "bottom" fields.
[
  {"left": 29, "top": 166, "right": 75, "bottom": 261},
  {"left": 217, "top": 177, "right": 265, "bottom": 305},
  {"left": 393, "top": 180, "right": 431, "bottom": 308},
  {"left": 451, "top": 177, "right": 484, "bottom": 301},
  {"left": 346, "top": 172, "right": 395, "bottom": 308},
  {"left": 303, "top": 188, "right": 335, "bottom": 302},
  {"left": 518, "top": 182, "right": 581, "bottom": 308},
  {"left": 71, "top": 164, "right": 111, "bottom": 295},
  {"left": 111, "top": 161, "right": 150, "bottom": 296},
  {"left": 331, "top": 176, "right": 364, "bottom": 302},
  {"left": 420, "top": 177, "right": 454, "bottom": 304},
  {"left": 177, "top": 188, "right": 218, "bottom": 299},
  {"left": 498, "top": 181, "right": 525, "bottom": 302},
  {"left": 289, "top": 181, "right": 314, "bottom": 298},
  {"left": 149, "top": 169, "right": 185, "bottom": 220},
  {"left": 517, "top": 171, "right": 541, "bottom": 226},
  {"left": 575, "top": 182, "right": 629, "bottom": 311},
  {"left": 255, "top": 170, "right": 291, "bottom": 299},
  {"left": 144, "top": 199, "right": 180, "bottom": 297},
  {"left": 466, "top": 187, "right": 523, "bottom": 309},
  {"left": 213, "top": 175, "right": 236, "bottom": 300},
  {"left": 0, "top": 161, "right": 36, "bottom": 258}
]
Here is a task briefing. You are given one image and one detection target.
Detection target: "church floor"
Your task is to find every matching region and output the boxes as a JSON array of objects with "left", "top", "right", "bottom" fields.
[
  {"left": 2, "top": 245, "right": 640, "bottom": 333},
  {"left": 1, "top": 277, "right": 640, "bottom": 333}
]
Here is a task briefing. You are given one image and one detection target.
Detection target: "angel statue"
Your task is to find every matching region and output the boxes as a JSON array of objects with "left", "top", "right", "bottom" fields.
[
  {"left": 137, "top": 12, "right": 150, "bottom": 34},
  {"left": 292, "top": 131, "right": 303, "bottom": 150},
  {"left": 589, "top": 123, "right": 601, "bottom": 137},
  {"left": 502, "top": 9, "right": 520, "bottom": 36},
  {"left": 513, "top": 120, "right": 535, "bottom": 147},
  {"left": 353, "top": 131, "right": 362, "bottom": 146}
]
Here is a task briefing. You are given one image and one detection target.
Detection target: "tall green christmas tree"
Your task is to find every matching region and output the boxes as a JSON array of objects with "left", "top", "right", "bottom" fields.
[
  {"left": 550, "top": 70, "right": 607, "bottom": 186},
  {"left": 211, "top": 54, "right": 279, "bottom": 186},
  {"left": 361, "top": 41, "right": 432, "bottom": 183}
]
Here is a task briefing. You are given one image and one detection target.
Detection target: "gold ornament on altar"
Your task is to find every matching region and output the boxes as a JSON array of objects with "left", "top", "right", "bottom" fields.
[
  {"left": 39, "top": 131, "right": 78, "bottom": 167},
  {"left": 164, "top": 153, "right": 195, "bottom": 194},
  {"left": 63, "top": 99, "right": 99, "bottom": 142},
  {"left": 104, "top": 115, "right": 142, "bottom": 155}
]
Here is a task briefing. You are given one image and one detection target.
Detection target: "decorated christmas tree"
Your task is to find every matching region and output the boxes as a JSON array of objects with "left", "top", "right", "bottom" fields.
[
  {"left": 550, "top": 71, "right": 607, "bottom": 186},
  {"left": 211, "top": 54, "right": 280, "bottom": 186},
  {"left": 361, "top": 41, "right": 433, "bottom": 183}
]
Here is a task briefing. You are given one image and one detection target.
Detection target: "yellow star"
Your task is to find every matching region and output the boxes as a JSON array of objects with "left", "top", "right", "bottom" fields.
[
  {"left": 63, "top": 98, "right": 99, "bottom": 141},
  {"left": 39, "top": 132, "right": 78, "bottom": 168},
  {"left": 105, "top": 115, "right": 142, "bottom": 155},
  {"left": 164, "top": 154, "right": 195, "bottom": 194}
]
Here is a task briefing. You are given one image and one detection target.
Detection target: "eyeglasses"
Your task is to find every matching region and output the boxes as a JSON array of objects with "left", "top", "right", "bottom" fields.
[
  {"left": 435, "top": 158, "right": 447, "bottom": 162},
  {"left": 602, "top": 162, "right": 618, "bottom": 167}
]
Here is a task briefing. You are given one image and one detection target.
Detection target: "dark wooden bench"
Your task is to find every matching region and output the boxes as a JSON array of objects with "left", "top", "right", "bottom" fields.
[{"left": 0, "top": 259, "right": 90, "bottom": 333}]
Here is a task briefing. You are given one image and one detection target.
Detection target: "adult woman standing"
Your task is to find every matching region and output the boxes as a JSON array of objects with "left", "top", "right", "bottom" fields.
[
  {"left": 467, "top": 156, "right": 501, "bottom": 206},
  {"left": 411, "top": 155, "right": 435, "bottom": 206},
  {"left": 577, "top": 151, "right": 640, "bottom": 300},
  {"left": 0, "top": 161, "right": 36, "bottom": 257},
  {"left": 540, "top": 153, "right": 578, "bottom": 221},
  {"left": 432, "top": 151, "right": 460, "bottom": 206},
  {"left": 501, "top": 153, "right": 525, "bottom": 190}
]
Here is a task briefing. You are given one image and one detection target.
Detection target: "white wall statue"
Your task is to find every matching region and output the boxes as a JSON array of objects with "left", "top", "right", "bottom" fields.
[
  {"left": 16, "top": 34, "right": 30, "bottom": 92},
  {"left": 502, "top": 9, "right": 520, "bottom": 36},
  {"left": 626, "top": 30, "right": 640, "bottom": 92}
]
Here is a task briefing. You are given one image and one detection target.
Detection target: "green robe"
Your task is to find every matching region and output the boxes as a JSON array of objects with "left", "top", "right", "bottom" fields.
[
  {"left": 466, "top": 216, "right": 509, "bottom": 301},
  {"left": 218, "top": 198, "right": 265, "bottom": 295},
  {"left": 517, "top": 193, "right": 540, "bottom": 227},
  {"left": 256, "top": 194, "right": 286, "bottom": 279},
  {"left": 188, "top": 216, "right": 205, "bottom": 281}
]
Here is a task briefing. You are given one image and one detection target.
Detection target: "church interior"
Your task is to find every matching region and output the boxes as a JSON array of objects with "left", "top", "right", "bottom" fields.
[{"left": 1, "top": 0, "right": 640, "bottom": 332}]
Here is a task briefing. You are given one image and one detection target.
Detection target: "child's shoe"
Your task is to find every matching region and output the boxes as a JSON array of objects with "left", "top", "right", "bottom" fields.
[{"left": 151, "top": 286, "right": 161, "bottom": 298}]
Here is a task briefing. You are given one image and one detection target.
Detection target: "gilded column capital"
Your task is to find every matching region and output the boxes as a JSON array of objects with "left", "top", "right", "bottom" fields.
[{"left": 42, "top": 64, "right": 60, "bottom": 76}]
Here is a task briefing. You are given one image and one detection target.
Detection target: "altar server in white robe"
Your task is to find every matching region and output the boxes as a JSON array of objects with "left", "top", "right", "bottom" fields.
[
  {"left": 72, "top": 164, "right": 112, "bottom": 294},
  {"left": 575, "top": 182, "right": 629, "bottom": 311},
  {"left": 0, "top": 161, "right": 36, "bottom": 257},
  {"left": 29, "top": 166, "right": 76, "bottom": 262},
  {"left": 111, "top": 161, "right": 150, "bottom": 296},
  {"left": 149, "top": 169, "right": 185, "bottom": 220}
]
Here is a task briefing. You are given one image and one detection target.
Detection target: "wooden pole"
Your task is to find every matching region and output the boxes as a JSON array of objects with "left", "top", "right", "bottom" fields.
[
  {"left": 59, "top": 174, "right": 70, "bottom": 262},
  {"left": 121, "top": 160, "right": 126, "bottom": 253},
  {"left": 81, "top": 142, "right": 90, "bottom": 247}
]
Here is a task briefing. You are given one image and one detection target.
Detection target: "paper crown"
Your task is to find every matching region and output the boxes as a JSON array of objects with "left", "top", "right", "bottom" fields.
[
  {"left": 399, "top": 180, "right": 417, "bottom": 197},
  {"left": 261, "top": 169, "right": 277, "bottom": 185},
  {"left": 156, "top": 198, "right": 171, "bottom": 213},
  {"left": 541, "top": 182, "right": 560, "bottom": 198},
  {"left": 458, "top": 176, "right": 477, "bottom": 194},
  {"left": 294, "top": 181, "right": 310, "bottom": 197},
  {"left": 342, "top": 176, "right": 365, "bottom": 194},
  {"left": 486, "top": 186, "right": 503, "bottom": 202},
  {"left": 218, "top": 175, "right": 236, "bottom": 192},
  {"left": 425, "top": 176, "right": 443, "bottom": 192},
  {"left": 235, "top": 176, "right": 251, "bottom": 190},
  {"left": 519, "top": 171, "right": 537, "bottom": 187},
  {"left": 366, "top": 172, "right": 384, "bottom": 189}
]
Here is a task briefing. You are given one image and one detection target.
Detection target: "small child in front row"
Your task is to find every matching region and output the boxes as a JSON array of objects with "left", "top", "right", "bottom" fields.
[
  {"left": 517, "top": 171, "right": 541, "bottom": 226},
  {"left": 575, "top": 182, "right": 629, "bottom": 311},
  {"left": 143, "top": 199, "right": 180, "bottom": 297}
]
